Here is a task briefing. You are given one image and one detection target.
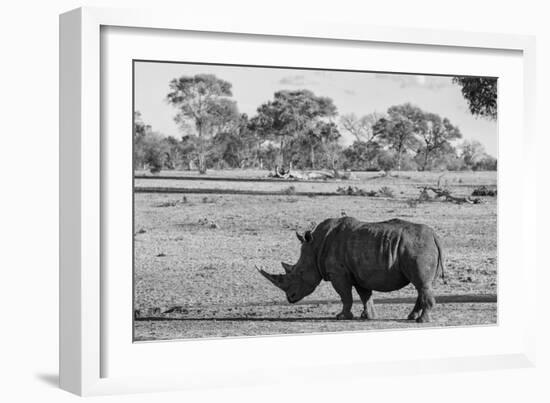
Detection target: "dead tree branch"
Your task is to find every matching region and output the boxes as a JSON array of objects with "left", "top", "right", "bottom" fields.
[{"left": 418, "top": 186, "right": 483, "bottom": 204}]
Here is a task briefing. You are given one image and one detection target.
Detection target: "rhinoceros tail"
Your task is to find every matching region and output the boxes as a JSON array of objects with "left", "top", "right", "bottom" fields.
[{"left": 433, "top": 234, "right": 445, "bottom": 284}]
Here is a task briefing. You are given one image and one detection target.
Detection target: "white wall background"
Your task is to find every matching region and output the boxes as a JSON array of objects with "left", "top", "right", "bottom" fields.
[{"left": 0, "top": 0, "right": 547, "bottom": 401}]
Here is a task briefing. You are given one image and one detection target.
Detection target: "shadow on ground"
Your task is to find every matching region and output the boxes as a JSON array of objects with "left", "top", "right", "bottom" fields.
[
  {"left": 35, "top": 373, "right": 58, "bottom": 388},
  {"left": 136, "top": 316, "right": 412, "bottom": 323}
]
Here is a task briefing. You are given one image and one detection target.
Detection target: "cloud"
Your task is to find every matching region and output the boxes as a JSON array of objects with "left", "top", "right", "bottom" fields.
[
  {"left": 374, "top": 73, "right": 451, "bottom": 90},
  {"left": 343, "top": 89, "right": 357, "bottom": 95},
  {"left": 279, "top": 74, "right": 319, "bottom": 86}
]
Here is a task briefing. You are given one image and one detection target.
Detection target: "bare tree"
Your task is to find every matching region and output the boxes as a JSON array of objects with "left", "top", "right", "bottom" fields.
[
  {"left": 417, "top": 113, "right": 462, "bottom": 170},
  {"left": 340, "top": 112, "right": 384, "bottom": 144}
]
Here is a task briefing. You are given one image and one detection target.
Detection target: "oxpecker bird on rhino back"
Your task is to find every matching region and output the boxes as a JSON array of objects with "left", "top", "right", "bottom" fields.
[{"left": 257, "top": 217, "right": 445, "bottom": 323}]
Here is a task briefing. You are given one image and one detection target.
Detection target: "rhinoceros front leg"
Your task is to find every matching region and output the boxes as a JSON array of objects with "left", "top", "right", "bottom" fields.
[
  {"left": 331, "top": 275, "right": 354, "bottom": 320},
  {"left": 355, "top": 286, "right": 377, "bottom": 320}
]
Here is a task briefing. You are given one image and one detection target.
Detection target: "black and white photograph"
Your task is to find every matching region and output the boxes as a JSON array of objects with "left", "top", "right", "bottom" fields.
[
  {"left": 3, "top": 0, "right": 548, "bottom": 399},
  {"left": 132, "top": 61, "right": 498, "bottom": 341}
]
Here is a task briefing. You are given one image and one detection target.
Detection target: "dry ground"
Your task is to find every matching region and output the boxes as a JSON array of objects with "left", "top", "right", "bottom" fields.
[{"left": 133, "top": 170, "right": 497, "bottom": 341}]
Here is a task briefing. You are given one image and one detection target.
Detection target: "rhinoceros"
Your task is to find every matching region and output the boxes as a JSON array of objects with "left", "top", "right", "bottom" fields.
[{"left": 257, "top": 217, "right": 444, "bottom": 323}]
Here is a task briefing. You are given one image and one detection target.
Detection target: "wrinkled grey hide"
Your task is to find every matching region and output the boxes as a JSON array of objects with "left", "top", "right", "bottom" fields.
[{"left": 258, "top": 217, "right": 444, "bottom": 323}]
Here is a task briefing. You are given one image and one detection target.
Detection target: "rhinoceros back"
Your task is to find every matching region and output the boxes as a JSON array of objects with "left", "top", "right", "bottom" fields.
[{"left": 313, "top": 217, "right": 442, "bottom": 291}]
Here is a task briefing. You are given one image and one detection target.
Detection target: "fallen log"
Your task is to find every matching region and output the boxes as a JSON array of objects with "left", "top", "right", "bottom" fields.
[
  {"left": 269, "top": 166, "right": 338, "bottom": 180},
  {"left": 419, "top": 186, "right": 483, "bottom": 204}
]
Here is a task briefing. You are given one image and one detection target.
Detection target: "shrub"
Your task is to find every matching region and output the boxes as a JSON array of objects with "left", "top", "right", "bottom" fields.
[
  {"left": 473, "top": 156, "right": 497, "bottom": 171},
  {"left": 282, "top": 186, "right": 296, "bottom": 195},
  {"left": 378, "top": 186, "right": 395, "bottom": 198},
  {"left": 376, "top": 150, "right": 396, "bottom": 172},
  {"left": 472, "top": 186, "right": 497, "bottom": 196}
]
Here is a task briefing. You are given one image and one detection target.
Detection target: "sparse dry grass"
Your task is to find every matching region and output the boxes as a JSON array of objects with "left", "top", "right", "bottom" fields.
[{"left": 133, "top": 170, "right": 497, "bottom": 340}]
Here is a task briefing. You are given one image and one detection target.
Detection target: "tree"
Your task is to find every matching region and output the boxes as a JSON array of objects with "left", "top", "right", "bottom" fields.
[
  {"left": 417, "top": 113, "right": 462, "bottom": 170},
  {"left": 133, "top": 111, "right": 171, "bottom": 173},
  {"left": 208, "top": 113, "right": 262, "bottom": 169},
  {"left": 373, "top": 103, "right": 423, "bottom": 171},
  {"left": 133, "top": 111, "right": 150, "bottom": 170},
  {"left": 249, "top": 89, "right": 337, "bottom": 167},
  {"left": 342, "top": 141, "right": 381, "bottom": 170},
  {"left": 237, "top": 113, "right": 263, "bottom": 168},
  {"left": 134, "top": 111, "right": 150, "bottom": 140},
  {"left": 459, "top": 139, "right": 486, "bottom": 168},
  {"left": 473, "top": 155, "right": 497, "bottom": 171},
  {"left": 162, "top": 136, "right": 184, "bottom": 170},
  {"left": 452, "top": 77, "right": 497, "bottom": 120},
  {"left": 459, "top": 140, "right": 496, "bottom": 171},
  {"left": 306, "top": 121, "right": 341, "bottom": 169},
  {"left": 323, "top": 141, "right": 344, "bottom": 170},
  {"left": 257, "top": 142, "right": 279, "bottom": 170},
  {"left": 178, "top": 135, "right": 201, "bottom": 170},
  {"left": 137, "top": 131, "right": 170, "bottom": 173},
  {"left": 166, "top": 74, "right": 239, "bottom": 173},
  {"left": 286, "top": 121, "right": 341, "bottom": 169},
  {"left": 376, "top": 149, "right": 398, "bottom": 172},
  {"left": 340, "top": 112, "right": 384, "bottom": 168},
  {"left": 340, "top": 112, "right": 383, "bottom": 144}
]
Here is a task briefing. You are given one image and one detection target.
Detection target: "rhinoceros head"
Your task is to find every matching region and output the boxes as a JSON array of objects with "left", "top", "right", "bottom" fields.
[{"left": 257, "top": 230, "right": 322, "bottom": 303}]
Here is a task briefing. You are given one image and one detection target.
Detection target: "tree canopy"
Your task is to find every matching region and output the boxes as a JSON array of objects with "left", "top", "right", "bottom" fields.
[
  {"left": 340, "top": 112, "right": 383, "bottom": 144},
  {"left": 416, "top": 113, "right": 462, "bottom": 170},
  {"left": 166, "top": 74, "right": 239, "bottom": 173},
  {"left": 249, "top": 89, "right": 337, "bottom": 166},
  {"left": 453, "top": 77, "right": 497, "bottom": 120},
  {"left": 134, "top": 75, "right": 496, "bottom": 174},
  {"left": 373, "top": 103, "right": 424, "bottom": 171}
]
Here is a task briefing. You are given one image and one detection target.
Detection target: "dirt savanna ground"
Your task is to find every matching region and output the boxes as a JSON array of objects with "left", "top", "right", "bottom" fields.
[{"left": 133, "top": 170, "right": 497, "bottom": 341}]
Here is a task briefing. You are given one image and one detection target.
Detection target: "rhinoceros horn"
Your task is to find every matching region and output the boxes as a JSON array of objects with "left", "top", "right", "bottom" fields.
[
  {"left": 256, "top": 265, "right": 288, "bottom": 290},
  {"left": 296, "top": 231, "right": 305, "bottom": 243},
  {"left": 281, "top": 262, "right": 293, "bottom": 274}
]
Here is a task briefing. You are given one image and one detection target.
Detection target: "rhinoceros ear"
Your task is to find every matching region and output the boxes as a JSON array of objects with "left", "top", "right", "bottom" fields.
[
  {"left": 296, "top": 231, "right": 305, "bottom": 244},
  {"left": 304, "top": 230, "right": 313, "bottom": 243}
]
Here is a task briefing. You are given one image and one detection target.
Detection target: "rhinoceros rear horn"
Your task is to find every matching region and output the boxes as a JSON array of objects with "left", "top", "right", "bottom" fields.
[
  {"left": 256, "top": 265, "right": 288, "bottom": 290},
  {"left": 281, "top": 262, "right": 293, "bottom": 274},
  {"left": 296, "top": 231, "right": 305, "bottom": 243}
]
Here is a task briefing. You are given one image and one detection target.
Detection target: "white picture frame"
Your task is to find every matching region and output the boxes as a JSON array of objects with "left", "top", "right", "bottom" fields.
[{"left": 60, "top": 6, "right": 537, "bottom": 396}]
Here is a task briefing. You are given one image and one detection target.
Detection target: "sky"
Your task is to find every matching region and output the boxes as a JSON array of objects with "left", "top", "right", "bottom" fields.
[{"left": 134, "top": 61, "right": 498, "bottom": 157}]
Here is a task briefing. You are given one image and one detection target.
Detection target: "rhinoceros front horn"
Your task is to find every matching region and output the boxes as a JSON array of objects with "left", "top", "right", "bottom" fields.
[{"left": 256, "top": 265, "right": 288, "bottom": 290}]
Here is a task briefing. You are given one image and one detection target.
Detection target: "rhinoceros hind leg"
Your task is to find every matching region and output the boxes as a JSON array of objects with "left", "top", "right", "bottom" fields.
[
  {"left": 356, "top": 286, "right": 377, "bottom": 320},
  {"left": 407, "top": 296, "right": 422, "bottom": 320},
  {"left": 360, "top": 307, "right": 376, "bottom": 320},
  {"left": 415, "top": 287, "right": 435, "bottom": 323},
  {"left": 336, "top": 311, "right": 354, "bottom": 320}
]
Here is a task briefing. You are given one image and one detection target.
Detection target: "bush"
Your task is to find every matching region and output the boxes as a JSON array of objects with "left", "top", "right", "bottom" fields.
[
  {"left": 472, "top": 186, "right": 497, "bottom": 196},
  {"left": 282, "top": 186, "right": 296, "bottom": 195},
  {"left": 473, "top": 156, "right": 497, "bottom": 171},
  {"left": 376, "top": 150, "right": 396, "bottom": 171},
  {"left": 342, "top": 141, "right": 380, "bottom": 170},
  {"left": 398, "top": 154, "right": 419, "bottom": 171},
  {"left": 378, "top": 186, "right": 395, "bottom": 198},
  {"left": 149, "top": 163, "right": 162, "bottom": 174}
]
